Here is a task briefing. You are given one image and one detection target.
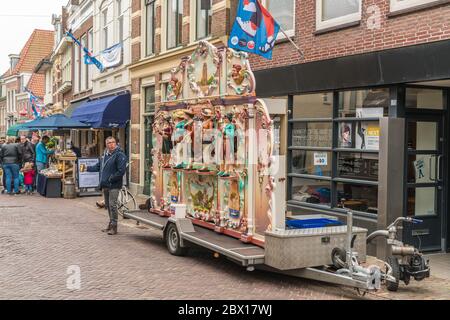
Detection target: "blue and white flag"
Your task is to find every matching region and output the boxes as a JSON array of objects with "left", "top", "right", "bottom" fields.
[
  {"left": 98, "top": 43, "right": 123, "bottom": 69},
  {"left": 66, "top": 30, "right": 105, "bottom": 72},
  {"left": 228, "top": 0, "right": 280, "bottom": 60}
]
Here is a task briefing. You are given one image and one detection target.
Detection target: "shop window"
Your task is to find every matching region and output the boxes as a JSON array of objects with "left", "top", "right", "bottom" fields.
[
  {"left": 293, "top": 93, "right": 333, "bottom": 119},
  {"left": 146, "top": 0, "right": 156, "bottom": 56},
  {"left": 316, "top": 0, "right": 362, "bottom": 31},
  {"left": 407, "top": 187, "right": 437, "bottom": 216},
  {"left": 290, "top": 177, "right": 331, "bottom": 205},
  {"left": 338, "top": 88, "right": 389, "bottom": 118},
  {"left": 390, "top": 0, "right": 441, "bottom": 13},
  {"left": 407, "top": 120, "right": 437, "bottom": 151},
  {"left": 263, "top": 0, "right": 295, "bottom": 38},
  {"left": 338, "top": 152, "right": 378, "bottom": 181},
  {"left": 336, "top": 182, "right": 378, "bottom": 214},
  {"left": 145, "top": 86, "right": 155, "bottom": 113},
  {"left": 167, "top": 0, "right": 183, "bottom": 49},
  {"left": 291, "top": 150, "right": 332, "bottom": 177},
  {"left": 405, "top": 88, "right": 444, "bottom": 110},
  {"left": 292, "top": 122, "right": 332, "bottom": 148},
  {"left": 196, "top": 0, "right": 212, "bottom": 40}
]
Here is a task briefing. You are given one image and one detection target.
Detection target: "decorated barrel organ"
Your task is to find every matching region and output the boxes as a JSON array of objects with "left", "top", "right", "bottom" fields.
[{"left": 149, "top": 41, "right": 275, "bottom": 245}]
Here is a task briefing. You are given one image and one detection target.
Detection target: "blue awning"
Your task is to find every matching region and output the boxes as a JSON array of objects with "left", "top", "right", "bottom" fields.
[{"left": 71, "top": 93, "right": 130, "bottom": 129}]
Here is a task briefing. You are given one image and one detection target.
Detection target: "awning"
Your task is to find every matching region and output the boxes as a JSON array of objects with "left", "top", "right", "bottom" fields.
[
  {"left": 64, "top": 98, "right": 88, "bottom": 118},
  {"left": 22, "top": 114, "right": 90, "bottom": 130},
  {"left": 71, "top": 93, "right": 130, "bottom": 129},
  {"left": 6, "top": 123, "right": 30, "bottom": 136}
]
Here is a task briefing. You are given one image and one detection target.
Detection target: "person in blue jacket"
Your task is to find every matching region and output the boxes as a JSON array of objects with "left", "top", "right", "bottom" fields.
[
  {"left": 35, "top": 136, "right": 55, "bottom": 174},
  {"left": 87, "top": 136, "right": 127, "bottom": 235}
]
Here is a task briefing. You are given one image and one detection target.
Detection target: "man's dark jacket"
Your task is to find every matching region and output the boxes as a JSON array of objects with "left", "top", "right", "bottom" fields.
[
  {"left": 19, "top": 141, "right": 35, "bottom": 164},
  {"left": 87, "top": 147, "right": 127, "bottom": 189}
]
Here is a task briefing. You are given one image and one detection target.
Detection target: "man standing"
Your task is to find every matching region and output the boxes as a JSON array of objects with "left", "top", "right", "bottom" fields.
[
  {"left": 87, "top": 137, "right": 127, "bottom": 235},
  {"left": 0, "top": 137, "right": 22, "bottom": 195},
  {"left": 19, "top": 135, "right": 35, "bottom": 165}
]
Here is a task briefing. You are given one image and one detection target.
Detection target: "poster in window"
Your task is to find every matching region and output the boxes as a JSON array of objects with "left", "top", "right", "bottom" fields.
[
  {"left": 339, "top": 122, "right": 353, "bottom": 148},
  {"left": 355, "top": 121, "right": 380, "bottom": 150}
]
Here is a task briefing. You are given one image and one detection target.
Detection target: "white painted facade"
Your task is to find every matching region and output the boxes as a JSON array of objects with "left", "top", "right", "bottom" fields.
[{"left": 92, "top": 0, "right": 131, "bottom": 95}]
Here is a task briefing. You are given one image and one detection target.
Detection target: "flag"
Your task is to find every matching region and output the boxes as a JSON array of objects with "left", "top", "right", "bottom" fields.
[
  {"left": 66, "top": 30, "right": 104, "bottom": 72},
  {"left": 98, "top": 43, "right": 123, "bottom": 69},
  {"left": 25, "top": 88, "right": 43, "bottom": 118},
  {"left": 228, "top": 0, "right": 280, "bottom": 59}
]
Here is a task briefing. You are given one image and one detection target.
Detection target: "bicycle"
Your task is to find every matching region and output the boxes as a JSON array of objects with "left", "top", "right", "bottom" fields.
[{"left": 117, "top": 185, "right": 137, "bottom": 217}]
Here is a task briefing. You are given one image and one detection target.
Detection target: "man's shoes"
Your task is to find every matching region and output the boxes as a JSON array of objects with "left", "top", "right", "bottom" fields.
[
  {"left": 102, "top": 223, "right": 112, "bottom": 233},
  {"left": 107, "top": 224, "right": 117, "bottom": 235},
  {"left": 96, "top": 201, "right": 105, "bottom": 208}
]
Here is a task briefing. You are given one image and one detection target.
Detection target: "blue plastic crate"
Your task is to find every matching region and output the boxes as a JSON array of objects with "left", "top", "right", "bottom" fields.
[{"left": 286, "top": 218, "right": 343, "bottom": 229}]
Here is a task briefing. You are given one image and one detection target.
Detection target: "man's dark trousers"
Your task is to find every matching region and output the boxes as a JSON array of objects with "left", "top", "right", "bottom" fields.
[{"left": 103, "top": 188, "right": 120, "bottom": 226}]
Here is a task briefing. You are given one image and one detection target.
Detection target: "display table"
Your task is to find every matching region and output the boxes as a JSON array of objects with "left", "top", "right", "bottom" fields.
[
  {"left": 55, "top": 155, "right": 77, "bottom": 180},
  {"left": 37, "top": 173, "right": 62, "bottom": 198}
]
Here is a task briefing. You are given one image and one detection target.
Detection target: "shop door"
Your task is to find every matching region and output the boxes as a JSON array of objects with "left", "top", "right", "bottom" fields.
[
  {"left": 143, "top": 116, "right": 153, "bottom": 195},
  {"left": 404, "top": 115, "right": 445, "bottom": 251}
]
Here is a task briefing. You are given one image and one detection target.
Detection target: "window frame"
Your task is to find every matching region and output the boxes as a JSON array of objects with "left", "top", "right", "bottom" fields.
[
  {"left": 390, "top": 0, "right": 442, "bottom": 13},
  {"left": 262, "top": 0, "right": 295, "bottom": 39},
  {"left": 315, "top": 0, "right": 362, "bottom": 32},
  {"left": 80, "top": 34, "right": 88, "bottom": 91},
  {"left": 87, "top": 28, "right": 94, "bottom": 87},
  {"left": 195, "top": 0, "right": 212, "bottom": 41},
  {"left": 102, "top": 7, "right": 109, "bottom": 50},
  {"left": 116, "top": 0, "right": 124, "bottom": 43},
  {"left": 287, "top": 89, "right": 390, "bottom": 217},
  {"left": 166, "top": 0, "right": 183, "bottom": 50},
  {"left": 145, "top": 0, "right": 156, "bottom": 56}
]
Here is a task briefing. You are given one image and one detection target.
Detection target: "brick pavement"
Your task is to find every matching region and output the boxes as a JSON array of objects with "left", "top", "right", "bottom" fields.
[{"left": 0, "top": 194, "right": 448, "bottom": 300}]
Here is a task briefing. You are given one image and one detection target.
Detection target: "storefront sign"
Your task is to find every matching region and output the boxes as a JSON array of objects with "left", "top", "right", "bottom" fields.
[
  {"left": 77, "top": 158, "right": 100, "bottom": 188},
  {"left": 314, "top": 152, "right": 328, "bottom": 166}
]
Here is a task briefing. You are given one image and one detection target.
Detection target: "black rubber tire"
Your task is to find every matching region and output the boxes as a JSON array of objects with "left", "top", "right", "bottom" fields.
[
  {"left": 165, "top": 223, "right": 188, "bottom": 256},
  {"left": 331, "top": 247, "right": 347, "bottom": 269},
  {"left": 386, "top": 256, "right": 400, "bottom": 292}
]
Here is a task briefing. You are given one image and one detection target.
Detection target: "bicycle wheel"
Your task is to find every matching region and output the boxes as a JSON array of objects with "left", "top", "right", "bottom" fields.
[{"left": 117, "top": 189, "right": 137, "bottom": 217}]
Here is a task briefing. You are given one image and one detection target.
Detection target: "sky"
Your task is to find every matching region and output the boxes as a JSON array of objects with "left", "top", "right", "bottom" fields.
[{"left": 0, "top": 0, "right": 68, "bottom": 73}]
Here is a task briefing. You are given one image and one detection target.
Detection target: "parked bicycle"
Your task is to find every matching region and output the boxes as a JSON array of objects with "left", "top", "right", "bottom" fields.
[{"left": 117, "top": 185, "right": 137, "bottom": 217}]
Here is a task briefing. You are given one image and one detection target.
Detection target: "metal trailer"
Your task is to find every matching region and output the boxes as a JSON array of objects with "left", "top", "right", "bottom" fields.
[{"left": 124, "top": 209, "right": 385, "bottom": 294}]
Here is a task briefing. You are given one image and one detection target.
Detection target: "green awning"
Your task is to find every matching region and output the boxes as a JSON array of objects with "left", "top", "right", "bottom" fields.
[{"left": 6, "top": 123, "right": 29, "bottom": 136}]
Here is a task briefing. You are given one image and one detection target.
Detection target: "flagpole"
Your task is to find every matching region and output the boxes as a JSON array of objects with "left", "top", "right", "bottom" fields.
[{"left": 278, "top": 26, "right": 304, "bottom": 59}]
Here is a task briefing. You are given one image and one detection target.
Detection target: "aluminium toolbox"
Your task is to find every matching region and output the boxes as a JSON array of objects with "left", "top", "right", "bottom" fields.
[{"left": 264, "top": 225, "right": 367, "bottom": 270}]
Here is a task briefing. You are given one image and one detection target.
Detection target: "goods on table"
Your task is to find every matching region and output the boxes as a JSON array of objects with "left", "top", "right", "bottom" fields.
[{"left": 40, "top": 166, "right": 63, "bottom": 178}]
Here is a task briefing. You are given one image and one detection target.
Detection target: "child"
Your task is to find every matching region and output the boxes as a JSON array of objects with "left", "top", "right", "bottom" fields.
[{"left": 21, "top": 162, "right": 36, "bottom": 195}]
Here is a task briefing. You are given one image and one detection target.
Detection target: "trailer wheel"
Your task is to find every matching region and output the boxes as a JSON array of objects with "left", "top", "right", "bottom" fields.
[
  {"left": 386, "top": 256, "right": 400, "bottom": 292},
  {"left": 331, "top": 247, "right": 347, "bottom": 269},
  {"left": 165, "top": 223, "right": 188, "bottom": 256}
]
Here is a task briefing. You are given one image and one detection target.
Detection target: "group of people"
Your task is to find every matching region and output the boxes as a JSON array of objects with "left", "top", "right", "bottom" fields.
[{"left": 0, "top": 135, "right": 54, "bottom": 195}]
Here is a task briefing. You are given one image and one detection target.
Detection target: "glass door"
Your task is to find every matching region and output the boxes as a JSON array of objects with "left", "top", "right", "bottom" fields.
[
  {"left": 143, "top": 116, "right": 153, "bottom": 195},
  {"left": 404, "top": 115, "right": 444, "bottom": 251}
]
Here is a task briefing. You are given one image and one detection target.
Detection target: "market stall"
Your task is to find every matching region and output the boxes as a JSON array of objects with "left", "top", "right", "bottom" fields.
[{"left": 23, "top": 114, "right": 90, "bottom": 198}]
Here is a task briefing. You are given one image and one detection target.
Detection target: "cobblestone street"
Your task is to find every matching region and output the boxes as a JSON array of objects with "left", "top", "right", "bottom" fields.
[{"left": 0, "top": 194, "right": 448, "bottom": 300}]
